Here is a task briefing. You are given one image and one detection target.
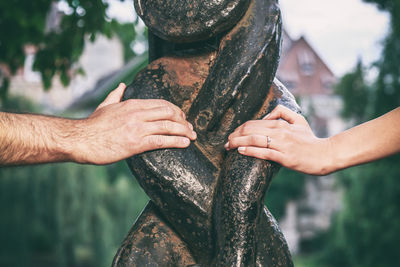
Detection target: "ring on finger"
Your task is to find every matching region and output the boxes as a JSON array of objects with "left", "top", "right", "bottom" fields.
[{"left": 266, "top": 136, "right": 271, "bottom": 148}]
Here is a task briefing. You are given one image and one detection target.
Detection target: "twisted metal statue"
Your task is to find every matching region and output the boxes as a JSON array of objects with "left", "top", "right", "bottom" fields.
[{"left": 112, "top": 0, "right": 300, "bottom": 266}]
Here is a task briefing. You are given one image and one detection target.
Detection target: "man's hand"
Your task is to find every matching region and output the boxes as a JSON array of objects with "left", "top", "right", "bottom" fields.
[
  {"left": 74, "top": 83, "right": 197, "bottom": 165},
  {"left": 0, "top": 83, "right": 196, "bottom": 166}
]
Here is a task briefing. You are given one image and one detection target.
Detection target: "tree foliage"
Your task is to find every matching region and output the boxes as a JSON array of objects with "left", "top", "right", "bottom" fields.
[
  {"left": 266, "top": 168, "right": 306, "bottom": 220},
  {"left": 0, "top": 0, "right": 134, "bottom": 98},
  {"left": 0, "top": 162, "right": 148, "bottom": 267},
  {"left": 364, "top": 0, "right": 400, "bottom": 118},
  {"left": 0, "top": 96, "right": 149, "bottom": 267},
  {"left": 335, "top": 60, "right": 369, "bottom": 123}
]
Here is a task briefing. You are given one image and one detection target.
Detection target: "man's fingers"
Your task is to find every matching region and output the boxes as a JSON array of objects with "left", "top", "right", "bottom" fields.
[
  {"left": 136, "top": 106, "right": 189, "bottom": 127},
  {"left": 142, "top": 135, "right": 191, "bottom": 151},
  {"left": 144, "top": 121, "right": 197, "bottom": 140},
  {"left": 125, "top": 99, "right": 186, "bottom": 119},
  {"left": 237, "top": 146, "right": 284, "bottom": 164},
  {"left": 263, "top": 105, "right": 303, "bottom": 124},
  {"left": 97, "top": 83, "right": 127, "bottom": 110}
]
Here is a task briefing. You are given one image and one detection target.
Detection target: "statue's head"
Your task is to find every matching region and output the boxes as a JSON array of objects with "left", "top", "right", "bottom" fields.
[{"left": 134, "top": 0, "right": 250, "bottom": 43}]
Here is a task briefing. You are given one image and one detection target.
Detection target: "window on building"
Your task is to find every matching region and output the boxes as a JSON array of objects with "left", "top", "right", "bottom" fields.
[{"left": 298, "top": 50, "right": 315, "bottom": 76}]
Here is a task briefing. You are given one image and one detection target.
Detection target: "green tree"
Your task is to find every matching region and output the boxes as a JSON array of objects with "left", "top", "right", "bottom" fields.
[
  {"left": 335, "top": 59, "right": 370, "bottom": 123},
  {"left": 266, "top": 168, "right": 306, "bottom": 221},
  {"left": 0, "top": 0, "right": 136, "bottom": 99},
  {"left": 0, "top": 92, "right": 148, "bottom": 267},
  {"left": 0, "top": 161, "right": 148, "bottom": 267}
]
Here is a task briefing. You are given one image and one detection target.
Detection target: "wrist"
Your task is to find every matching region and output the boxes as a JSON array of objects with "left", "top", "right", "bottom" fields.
[
  {"left": 66, "top": 118, "right": 92, "bottom": 164},
  {"left": 43, "top": 116, "right": 80, "bottom": 164},
  {"left": 323, "top": 135, "right": 347, "bottom": 175},
  {"left": 318, "top": 137, "right": 337, "bottom": 175}
]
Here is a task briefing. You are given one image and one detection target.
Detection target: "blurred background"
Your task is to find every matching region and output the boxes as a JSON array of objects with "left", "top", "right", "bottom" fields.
[{"left": 0, "top": 0, "right": 399, "bottom": 266}]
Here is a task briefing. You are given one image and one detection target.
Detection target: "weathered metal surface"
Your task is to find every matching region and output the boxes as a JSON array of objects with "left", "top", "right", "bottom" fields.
[
  {"left": 112, "top": 0, "right": 300, "bottom": 266},
  {"left": 134, "top": 0, "right": 250, "bottom": 43}
]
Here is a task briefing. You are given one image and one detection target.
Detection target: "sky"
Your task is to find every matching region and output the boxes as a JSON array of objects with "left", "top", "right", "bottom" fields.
[{"left": 107, "top": 0, "right": 390, "bottom": 77}]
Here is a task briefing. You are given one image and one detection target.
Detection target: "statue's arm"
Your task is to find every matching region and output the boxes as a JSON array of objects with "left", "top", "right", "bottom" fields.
[
  {"left": 188, "top": 0, "right": 282, "bottom": 134},
  {"left": 213, "top": 81, "right": 299, "bottom": 266},
  {"left": 122, "top": 67, "right": 218, "bottom": 261},
  {"left": 213, "top": 153, "right": 278, "bottom": 266}
]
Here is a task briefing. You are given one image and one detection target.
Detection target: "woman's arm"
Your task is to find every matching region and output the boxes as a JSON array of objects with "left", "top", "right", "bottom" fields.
[
  {"left": 0, "top": 83, "right": 196, "bottom": 166},
  {"left": 225, "top": 105, "right": 400, "bottom": 175}
]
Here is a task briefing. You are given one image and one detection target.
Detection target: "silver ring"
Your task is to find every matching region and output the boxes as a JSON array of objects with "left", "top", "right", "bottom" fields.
[{"left": 267, "top": 136, "right": 271, "bottom": 148}]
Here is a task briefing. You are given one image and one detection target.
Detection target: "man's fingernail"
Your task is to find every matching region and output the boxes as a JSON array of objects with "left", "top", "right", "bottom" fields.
[{"left": 238, "top": 147, "right": 246, "bottom": 153}]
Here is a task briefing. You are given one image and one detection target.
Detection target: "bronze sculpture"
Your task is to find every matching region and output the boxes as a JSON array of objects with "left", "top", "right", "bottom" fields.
[{"left": 112, "top": 0, "right": 300, "bottom": 266}]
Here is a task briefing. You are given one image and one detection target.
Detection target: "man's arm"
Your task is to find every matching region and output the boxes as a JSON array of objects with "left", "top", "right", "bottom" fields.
[{"left": 0, "top": 83, "right": 196, "bottom": 166}]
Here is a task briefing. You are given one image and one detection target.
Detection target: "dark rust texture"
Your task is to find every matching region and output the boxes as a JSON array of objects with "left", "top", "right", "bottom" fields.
[
  {"left": 112, "top": 0, "right": 300, "bottom": 266},
  {"left": 134, "top": 0, "right": 250, "bottom": 43}
]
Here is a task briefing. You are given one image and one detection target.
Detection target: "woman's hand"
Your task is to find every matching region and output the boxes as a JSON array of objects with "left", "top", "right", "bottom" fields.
[{"left": 225, "top": 105, "right": 334, "bottom": 175}]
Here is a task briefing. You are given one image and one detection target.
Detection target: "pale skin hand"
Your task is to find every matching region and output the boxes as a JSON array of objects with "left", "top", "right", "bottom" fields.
[
  {"left": 225, "top": 105, "right": 400, "bottom": 176},
  {"left": 0, "top": 83, "right": 196, "bottom": 166}
]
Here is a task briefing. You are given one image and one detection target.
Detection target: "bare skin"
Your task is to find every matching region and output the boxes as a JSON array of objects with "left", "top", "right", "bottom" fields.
[
  {"left": 0, "top": 83, "right": 197, "bottom": 166},
  {"left": 225, "top": 105, "right": 400, "bottom": 175}
]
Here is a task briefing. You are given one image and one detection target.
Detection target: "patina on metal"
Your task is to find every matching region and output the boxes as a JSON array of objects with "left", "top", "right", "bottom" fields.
[{"left": 112, "top": 0, "right": 300, "bottom": 266}]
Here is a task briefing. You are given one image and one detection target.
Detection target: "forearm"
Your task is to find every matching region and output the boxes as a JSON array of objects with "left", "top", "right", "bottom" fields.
[
  {"left": 0, "top": 112, "right": 80, "bottom": 165},
  {"left": 329, "top": 107, "right": 400, "bottom": 172}
]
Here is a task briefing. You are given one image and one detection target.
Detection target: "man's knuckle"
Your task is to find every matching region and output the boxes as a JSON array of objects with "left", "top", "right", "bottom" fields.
[
  {"left": 126, "top": 120, "right": 137, "bottom": 131},
  {"left": 163, "top": 106, "right": 174, "bottom": 117},
  {"left": 150, "top": 136, "right": 164, "bottom": 148},
  {"left": 163, "top": 121, "right": 174, "bottom": 132}
]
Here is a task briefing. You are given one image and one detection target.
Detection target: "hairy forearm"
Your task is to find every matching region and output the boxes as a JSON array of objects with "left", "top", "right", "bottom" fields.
[
  {"left": 329, "top": 107, "right": 400, "bottom": 172},
  {"left": 0, "top": 112, "right": 81, "bottom": 165}
]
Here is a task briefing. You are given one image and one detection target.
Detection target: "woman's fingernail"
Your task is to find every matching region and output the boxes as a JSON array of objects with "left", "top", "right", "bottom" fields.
[
  {"left": 224, "top": 142, "right": 229, "bottom": 149},
  {"left": 192, "top": 131, "right": 197, "bottom": 139},
  {"left": 263, "top": 113, "right": 271, "bottom": 120},
  {"left": 188, "top": 123, "right": 193, "bottom": 130},
  {"left": 238, "top": 147, "right": 246, "bottom": 153}
]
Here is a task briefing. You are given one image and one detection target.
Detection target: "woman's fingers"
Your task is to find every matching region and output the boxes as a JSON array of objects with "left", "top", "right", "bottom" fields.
[
  {"left": 229, "top": 120, "right": 287, "bottom": 139},
  {"left": 237, "top": 146, "right": 285, "bottom": 164},
  {"left": 225, "top": 134, "right": 279, "bottom": 151},
  {"left": 264, "top": 105, "right": 305, "bottom": 125}
]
